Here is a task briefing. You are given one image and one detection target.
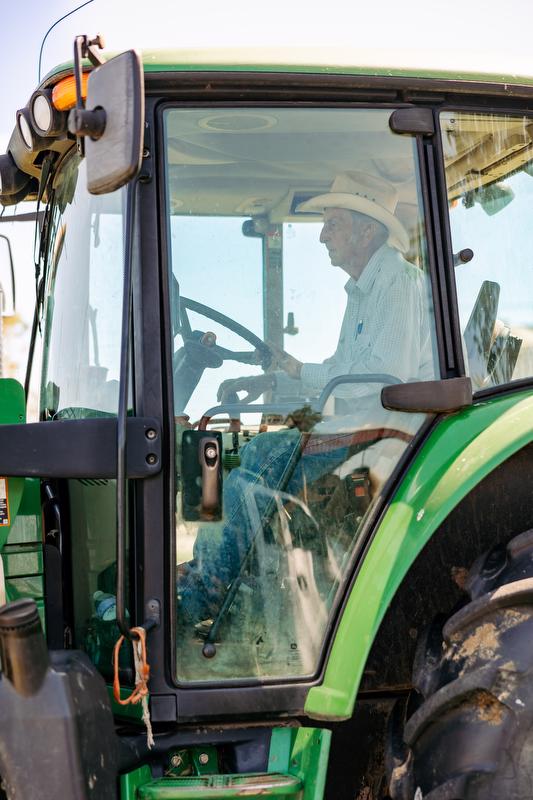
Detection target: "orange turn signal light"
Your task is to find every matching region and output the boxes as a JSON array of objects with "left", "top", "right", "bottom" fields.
[{"left": 51, "top": 73, "right": 90, "bottom": 112}]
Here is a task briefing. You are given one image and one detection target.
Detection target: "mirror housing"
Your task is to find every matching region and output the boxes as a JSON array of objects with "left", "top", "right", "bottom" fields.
[
  {"left": 381, "top": 377, "right": 473, "bottom": 413},
  {"left": 68, "top": 50, "right": 144, "bottom": 195}
]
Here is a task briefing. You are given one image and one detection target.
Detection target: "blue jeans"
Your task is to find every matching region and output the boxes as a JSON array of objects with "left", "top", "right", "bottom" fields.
[{"left": 177, "top": 427, "right": 348, "bottom": 623}]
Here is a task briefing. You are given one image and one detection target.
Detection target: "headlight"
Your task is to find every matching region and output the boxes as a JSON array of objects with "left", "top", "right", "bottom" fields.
[
  {"left": 16, "top": 110, "right": 34, "bottom": 150},
  {"left": 30, "top": 90, "right": 67, "bottom": 137}
]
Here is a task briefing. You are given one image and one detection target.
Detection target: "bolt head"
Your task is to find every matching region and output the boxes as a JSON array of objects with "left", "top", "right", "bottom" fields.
[
  {"left": 202, "top": 642, "right": 216, "bottom": 658},
  {"left": 199, "top": 753, "right": 209, "bottom": 765},
  {"left": 170, "top": 754, "right": 183, "bottom": 768}
]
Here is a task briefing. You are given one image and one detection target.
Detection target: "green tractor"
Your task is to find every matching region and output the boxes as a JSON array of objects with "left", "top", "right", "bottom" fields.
[{"left": 1, "top": 34, "right": 533, "bottom": 799}]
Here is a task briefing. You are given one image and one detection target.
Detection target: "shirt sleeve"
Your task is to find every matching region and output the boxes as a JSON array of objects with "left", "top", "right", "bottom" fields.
[
  {"left": 278, "top": 350, "right": 341, "bottom": 396},
  {"left": 300, "top": 362, "right": 333, "bottom": 391}
]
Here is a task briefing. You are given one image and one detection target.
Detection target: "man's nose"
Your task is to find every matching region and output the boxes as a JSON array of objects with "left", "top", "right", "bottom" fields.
[{"left": 320, "top": 224, "right": 328, "bottom": 243}]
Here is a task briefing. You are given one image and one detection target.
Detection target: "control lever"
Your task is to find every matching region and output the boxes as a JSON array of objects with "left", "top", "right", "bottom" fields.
[{"left": 225, "top": 390, "right": 241, "bottom": 437}]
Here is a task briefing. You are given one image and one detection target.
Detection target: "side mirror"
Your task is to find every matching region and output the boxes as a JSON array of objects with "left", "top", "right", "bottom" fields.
[{"left": 68, "top": 48, "right": 144, "bottom": 195}]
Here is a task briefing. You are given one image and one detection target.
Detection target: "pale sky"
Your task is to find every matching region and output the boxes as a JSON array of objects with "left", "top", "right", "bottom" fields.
[
  {"left": 2, "top": 0, "right": 533, "bottom": 381},
  {"left": 3, "top": 0, "right": 533, "bottom": 149}
]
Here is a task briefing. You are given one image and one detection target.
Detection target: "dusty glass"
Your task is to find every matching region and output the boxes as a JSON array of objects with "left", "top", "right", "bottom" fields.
[
  {"left": 441, "top": 111, "right": 533, "bottom": 389},
  {"left": 165, "top": 107, "right": 438, "bottom": 682},
  {"left": 40, "top": 154, "right": 129, "bottom": 675},
  {"left": 41, "top": 154, "right": 125, "bottom": 418}
]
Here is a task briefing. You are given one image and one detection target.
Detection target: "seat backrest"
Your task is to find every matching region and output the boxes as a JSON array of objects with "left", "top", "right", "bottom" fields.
[
  {"left": 463, "top": 280, "right": 500, "bottom": 389},
  {"left": 488, "top": 332, "right": 523, "bottom": 385}
]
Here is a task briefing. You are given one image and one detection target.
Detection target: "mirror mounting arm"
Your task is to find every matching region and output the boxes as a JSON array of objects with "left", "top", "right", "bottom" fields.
[{"left": 71, "top": 34, "right": 105, "bottom": 156}]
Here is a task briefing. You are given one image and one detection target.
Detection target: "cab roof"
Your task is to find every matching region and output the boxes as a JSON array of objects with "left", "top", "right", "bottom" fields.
[
  {"left": 40, "top": 46, "right": 533, "bottom": 91},
  {"left": 5, "top": 45, "right": 533, "bottom": 210}
]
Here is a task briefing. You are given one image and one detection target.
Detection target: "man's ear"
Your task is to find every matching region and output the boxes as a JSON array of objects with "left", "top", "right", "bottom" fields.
[
  {"left": 360, "top": 220, "right": 379, "bottom": 245},
  {"left": 367, "top": 220, "right": 388, "bottom": 248}
]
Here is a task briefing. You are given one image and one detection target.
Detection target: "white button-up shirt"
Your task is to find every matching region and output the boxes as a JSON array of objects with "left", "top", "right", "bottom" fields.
[{"left": 279, "top": 244, "right": 435, "bottom": 403}]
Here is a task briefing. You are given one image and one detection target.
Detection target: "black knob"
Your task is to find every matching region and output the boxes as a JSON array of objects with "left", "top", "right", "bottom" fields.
[{"left": 0, "top": 599, "right": 49, "bottom": 697}]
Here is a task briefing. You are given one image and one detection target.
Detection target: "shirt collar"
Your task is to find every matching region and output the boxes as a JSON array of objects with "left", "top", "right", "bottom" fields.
[{"left": 344, "top": 243, "right": 391, "bottom": 297}]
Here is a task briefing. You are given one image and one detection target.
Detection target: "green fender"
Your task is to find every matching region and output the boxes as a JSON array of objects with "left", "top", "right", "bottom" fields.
[
  {"left": 305, "top": 389, "right": 533, "bottom": 720},
  {"left": 0, "top": 379, "right": 26, "bottom": 550}
]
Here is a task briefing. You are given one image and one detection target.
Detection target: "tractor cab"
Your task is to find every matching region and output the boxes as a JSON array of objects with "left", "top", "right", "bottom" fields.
[{"left": 1, "top": 35, "right": 533, "bottom": 800}]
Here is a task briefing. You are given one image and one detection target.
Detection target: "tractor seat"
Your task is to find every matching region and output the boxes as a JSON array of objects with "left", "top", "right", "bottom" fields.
[{"left": 463, "top": 280, "right": 522, "bottom": 389}]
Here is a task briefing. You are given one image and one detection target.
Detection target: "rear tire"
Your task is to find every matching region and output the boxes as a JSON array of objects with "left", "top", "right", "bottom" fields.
[{"left": 388, "top": 528, "right": 533, "bottom": 800}]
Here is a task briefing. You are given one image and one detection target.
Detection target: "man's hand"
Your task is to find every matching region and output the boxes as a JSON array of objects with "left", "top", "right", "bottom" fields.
[
  {"left": 217, "top": 345, "right": 302, "bottom": 403},
  {"left": 266, "top": 343, "right": 303, "bottom": 379},
  {"left": 217, "top": 373, "right": 274, "bottom": 404}
]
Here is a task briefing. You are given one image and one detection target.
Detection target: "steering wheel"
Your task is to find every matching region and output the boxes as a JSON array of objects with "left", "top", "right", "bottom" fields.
[
  {"left": 179, "top": 297, "right": 273, "bottom": 367},
  {"left": 173, "top": 293, "right": 274, "bottom": 414}
]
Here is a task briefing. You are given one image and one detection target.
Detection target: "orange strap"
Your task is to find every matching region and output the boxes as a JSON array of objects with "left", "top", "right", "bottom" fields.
[{"left": 113, "top": 626, "right": 150, "bottom": 705}]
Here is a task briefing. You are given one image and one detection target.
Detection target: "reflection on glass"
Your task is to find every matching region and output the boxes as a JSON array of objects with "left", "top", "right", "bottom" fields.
[
  {"left": 441, "top": 111, "right": 533, "bottom": 389},
  {"left": 41, "top": 155, "right": 125, "bottom": 418},
  {"left": 165, "top": 107, "right": 438, "bottom": 682},
  {"left": 39, "top": 155, "right": 130, "bottom": 675}
]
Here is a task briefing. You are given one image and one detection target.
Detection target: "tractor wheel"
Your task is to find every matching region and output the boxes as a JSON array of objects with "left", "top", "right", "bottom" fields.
[{"left": 388, "top": 528, "right": 533, "bottom": 800}]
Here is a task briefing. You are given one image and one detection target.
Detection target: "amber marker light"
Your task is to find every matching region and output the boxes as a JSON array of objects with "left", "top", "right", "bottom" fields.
[{"left": 51, "top": 72, "right": 90, "bottom": 112}]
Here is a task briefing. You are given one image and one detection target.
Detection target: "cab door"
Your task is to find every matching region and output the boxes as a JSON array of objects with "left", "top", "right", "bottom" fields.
[{"left": 162, "top": 105, "right": 440, "bottom": 696}]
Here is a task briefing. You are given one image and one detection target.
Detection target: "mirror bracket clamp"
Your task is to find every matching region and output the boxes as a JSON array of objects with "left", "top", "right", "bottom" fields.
[{"left": 68, "top": 108, "right": 106, "bottom": 140}]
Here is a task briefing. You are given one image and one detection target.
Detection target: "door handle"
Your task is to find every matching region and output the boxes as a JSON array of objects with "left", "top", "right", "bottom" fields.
[{"left": 199, "top": 437, "right": 221, "bottom": 519}]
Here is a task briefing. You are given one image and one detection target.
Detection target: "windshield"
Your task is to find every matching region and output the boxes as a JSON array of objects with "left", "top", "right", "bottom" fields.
[{"left": 164, "top": 107, "right": 438, "bottom": 683}]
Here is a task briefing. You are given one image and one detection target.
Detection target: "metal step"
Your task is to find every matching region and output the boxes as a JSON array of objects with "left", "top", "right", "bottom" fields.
[{"left": 137, "top": 771, "right": 303, "bottom": 798}]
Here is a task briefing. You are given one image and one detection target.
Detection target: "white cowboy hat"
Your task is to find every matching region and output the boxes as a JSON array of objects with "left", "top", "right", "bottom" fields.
[{"left": 297, "top": 170, "right": 410, "bottom": 253}]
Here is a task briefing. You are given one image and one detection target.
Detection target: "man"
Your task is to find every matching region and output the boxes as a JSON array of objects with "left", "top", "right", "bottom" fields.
[
  {"left": 218, "top": 170, "right": 433, "bottom": 408},
  {"left": 178, "top": 171, "right": 434, "bottom": 625}
]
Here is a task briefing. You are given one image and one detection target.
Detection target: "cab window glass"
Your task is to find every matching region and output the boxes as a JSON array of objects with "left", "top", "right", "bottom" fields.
[
  {"left": 165, "top": 107, "right": 439, "bottom": 683},
  {"left": 41, "top": 155, "right": 124, "bottom": 418},
  {"left": 40, "top": 155, "right": 131, "bottom": 678},
  {"left": 440, "top": 111, "right": 533, "bottom": 389},
  {"left": 169, "top": 216, "right": 263, "bottom": 418}
]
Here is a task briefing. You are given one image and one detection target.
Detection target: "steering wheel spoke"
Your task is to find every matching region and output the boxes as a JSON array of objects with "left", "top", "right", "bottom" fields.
[
  {"left": 172, "top": 293, "right": 274, "bottom": 413},
  {"left": 212, "top": 345, "right": 264, "bottom": 365},
  {"left": 180, "top": 296, "right": 272, "bottom": 369}
]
